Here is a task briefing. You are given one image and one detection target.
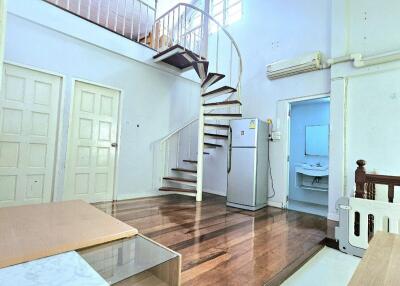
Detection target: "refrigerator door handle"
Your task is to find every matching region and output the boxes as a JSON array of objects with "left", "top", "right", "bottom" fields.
[{"left": 228, "top": 126, "right": 232, "bottom": 173}]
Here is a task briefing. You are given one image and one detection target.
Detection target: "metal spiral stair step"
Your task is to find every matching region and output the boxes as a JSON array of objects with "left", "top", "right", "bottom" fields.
[
  {"left": 201, "top": 73, "right": 225, "bottom": 89},
  {"left": 193, "top": 60, "right": 209, "bottom": 80},
  {"left": 204, "top": 123, "right": 230, "bottom": 130},
  {"left": 204, "top": 133, "right": 229, "bottom": 139},
  {"left": 204, "top": 142, "right": 223, "bottom": 148},
  {"left": 171, "top": 168, "right": 197, "bottom": 173},
  {"left": 159, "top": 187, "right": 197, "bottom": 194},
  {"left": 203, "top": 100, "right": 241, "bottom": 107},
  {"left": 163, "top": 177, "right": 197, "bottom": 183},
  {"left": 204, "top": 113, "right": 242, "bottom": 118},
  {"left": 153, "top": 44, "right": 203, "bottom": 70},
  {"left": 202, "top": 86, "right": 237, "bottom": 98}
]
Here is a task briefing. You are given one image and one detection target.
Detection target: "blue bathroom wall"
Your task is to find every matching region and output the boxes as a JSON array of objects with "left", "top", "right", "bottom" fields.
[{"left": 289, "top": 99, "right": 330, "bottom": 206}]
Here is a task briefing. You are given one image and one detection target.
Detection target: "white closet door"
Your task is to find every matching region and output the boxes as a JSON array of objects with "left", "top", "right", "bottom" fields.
[
  {"left": 0, "top": 64, "right": 61, "bottom": 207},
  {"left": 64, "top": 81, "right": 120, "bottom": 203}
]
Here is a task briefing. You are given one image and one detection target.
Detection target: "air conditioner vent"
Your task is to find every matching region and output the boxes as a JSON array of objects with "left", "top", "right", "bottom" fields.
[{"left": 267, "top": 52, "right": 323, "bottom": 80}]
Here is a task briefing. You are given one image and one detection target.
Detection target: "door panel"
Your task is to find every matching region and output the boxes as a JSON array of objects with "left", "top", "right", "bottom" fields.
[
  {"left": 0, "top": 64, "right": 61, "bottom": 207},
  {"left": 227, "top": 147, "right": 256, "bottom": 206},
  {"left": 64, "top": 81, "right": 120, "bottom": 203}
]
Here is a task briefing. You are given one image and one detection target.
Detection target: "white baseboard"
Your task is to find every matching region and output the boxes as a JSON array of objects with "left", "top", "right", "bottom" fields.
[
  {"left": 203, "top": 188, "right": 226, "bottom": 197},
  {"left": 267, "top": 200, "right": 283, "bottom": 208},
  {"left": 328, "top": 212, "right": 339, "bottom": 221}
]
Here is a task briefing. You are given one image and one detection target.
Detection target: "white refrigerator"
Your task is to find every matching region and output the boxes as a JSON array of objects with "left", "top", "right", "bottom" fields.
[{"left": 227, "top": 118, "right": 269, "bottom": 211}]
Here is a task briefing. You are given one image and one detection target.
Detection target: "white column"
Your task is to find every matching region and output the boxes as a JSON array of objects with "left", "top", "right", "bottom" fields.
[
  {"left": 200, "top": 0, "right": 210, "bottom": 58},
  {"left": 328, "top": 0, "right": 348, "bottom": 221},
  {"left": 328, "top": 78, "right": 347, "bottom": 221},
  {"left": 196, "top": 88, "right": 205, "bottom": 201}
]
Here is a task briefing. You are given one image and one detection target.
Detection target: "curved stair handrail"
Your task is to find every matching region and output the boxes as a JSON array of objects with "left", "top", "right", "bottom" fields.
[
  {"left": 153, "top": 3, "right": 244, "bottom": 202},
  {"left": 153, "top": 3, "right": 243, "bottom": 93},
  {"left": 150, "top": 117, "right": 198, "bottom": 147}
]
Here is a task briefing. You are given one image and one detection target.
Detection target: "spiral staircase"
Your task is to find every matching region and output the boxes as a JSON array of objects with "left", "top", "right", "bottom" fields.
[{"left": 151, "top": 3, "right": 243, "bottom": 202}]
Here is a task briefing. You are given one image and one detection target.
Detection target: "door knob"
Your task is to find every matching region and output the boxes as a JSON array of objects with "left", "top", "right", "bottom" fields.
[{"left": 111, "top": 142, "right": 118, "bottom": 148}]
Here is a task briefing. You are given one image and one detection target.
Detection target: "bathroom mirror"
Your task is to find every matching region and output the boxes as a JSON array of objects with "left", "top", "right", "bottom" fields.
[{"left": 305, "top": 125, "right": 329, "bottom": 156}]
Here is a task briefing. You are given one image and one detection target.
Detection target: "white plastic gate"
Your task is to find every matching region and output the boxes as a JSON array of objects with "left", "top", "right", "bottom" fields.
[{"left": 336, "top": 196, "right": 400, "bottom": 256}]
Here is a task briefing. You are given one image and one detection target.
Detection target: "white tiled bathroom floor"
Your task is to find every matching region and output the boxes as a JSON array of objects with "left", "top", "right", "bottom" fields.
[{"left": 282, "top": 247, "right": 361, "bottom": 286}]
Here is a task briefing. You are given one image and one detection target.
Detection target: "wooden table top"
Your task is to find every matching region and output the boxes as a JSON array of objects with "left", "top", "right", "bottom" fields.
[
  {"left": 0, "top": 200, "right": 138, "bottom": 269},
  {"left": 349, "top": 231, "right": 400, "bottom": 286}
]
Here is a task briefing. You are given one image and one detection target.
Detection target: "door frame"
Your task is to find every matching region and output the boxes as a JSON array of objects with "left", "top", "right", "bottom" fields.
[
  {"left": 276, "top": 92, "right": 330, "bottom": 209},
  {"left": 66, "top": 78, "right": 124, "bottom": 202},
  {"left": 3, "top": 60, "right": 66, "bottom": 203}
]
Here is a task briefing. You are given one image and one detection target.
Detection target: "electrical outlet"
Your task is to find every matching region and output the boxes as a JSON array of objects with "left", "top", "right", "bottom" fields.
[{"left": 271, "top": 131, "right": 281, "bottom": 141}]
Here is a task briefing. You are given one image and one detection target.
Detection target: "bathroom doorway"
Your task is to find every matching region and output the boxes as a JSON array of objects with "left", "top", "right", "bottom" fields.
[{"left": 287, "top": 97, "right": 330, "bottom": 217}]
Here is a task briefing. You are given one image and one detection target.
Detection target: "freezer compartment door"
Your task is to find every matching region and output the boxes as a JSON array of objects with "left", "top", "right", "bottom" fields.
[
  {"left": 227, "top": 147, "right": 257, "bottom": 206},
  {"left": 230, "top": 119, "right": 258, "bottom": 148}
]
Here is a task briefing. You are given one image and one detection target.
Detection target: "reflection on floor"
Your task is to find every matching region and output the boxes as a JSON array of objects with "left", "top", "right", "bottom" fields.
[
  {"left": 282, "top": 247, "right": 361, "bottom": 286},
  {"left": 95, "top": 193, "right": 333, "bottom": 285},
  {"left": 288, "top": 200, "right": 328, "bottom": 217}
]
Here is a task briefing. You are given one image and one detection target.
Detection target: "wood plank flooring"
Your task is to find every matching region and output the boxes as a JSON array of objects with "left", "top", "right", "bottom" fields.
[{"left": 95, "top": 193, "right": 331, "bottom": 286}]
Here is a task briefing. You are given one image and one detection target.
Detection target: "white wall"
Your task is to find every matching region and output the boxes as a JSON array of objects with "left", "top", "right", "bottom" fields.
[
  {"left": 6, "top": 0, "right": 400, "bottom": 215},
  {"left": 5, "top": 1, "right": 199, "bottom": 200},
  {"left": 204, "top": 0, "right": 400, "bottom": 221},
  {"left": 204, "top": 0, "right": 332, "bottom": 200},
  {"left": 345, "top": 70, "right": 400, "bottom": 202},
  {"left": 332, "top": 0, "right": 400, "bottom": 207}
]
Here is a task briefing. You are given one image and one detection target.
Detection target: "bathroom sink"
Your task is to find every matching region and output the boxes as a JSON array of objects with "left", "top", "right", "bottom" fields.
[
  {"left": 296, "top": 164, "right": 329, "bottom": 177},
  {"left": 301, "top": 164, "right": 328, "bottom": 171}
]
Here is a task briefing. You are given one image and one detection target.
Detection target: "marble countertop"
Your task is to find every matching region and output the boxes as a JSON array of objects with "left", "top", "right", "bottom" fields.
[{"left": 0, "top": 251, "right": 109, "bottom": 286}]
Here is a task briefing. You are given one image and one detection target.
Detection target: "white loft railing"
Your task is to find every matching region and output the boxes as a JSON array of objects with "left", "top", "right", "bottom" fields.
[
  {"left": 44, "top": 0, "right": 156, "bottom": 45},
  {"left": 151, "top": 3, "right": 243, "bottom": 94},
  {"left": 44, "top": 1, "right": 242, "bottom": 97}
]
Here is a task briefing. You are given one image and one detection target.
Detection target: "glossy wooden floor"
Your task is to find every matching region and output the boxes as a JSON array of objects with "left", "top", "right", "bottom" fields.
[{"left": 96, "top": 193, "right": 331, "bottom": 286}]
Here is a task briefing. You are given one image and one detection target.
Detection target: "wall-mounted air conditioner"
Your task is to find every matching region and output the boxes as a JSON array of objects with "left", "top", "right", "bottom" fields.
[{"left": 266, "top": 51, "right": 323, "bottom": 80}]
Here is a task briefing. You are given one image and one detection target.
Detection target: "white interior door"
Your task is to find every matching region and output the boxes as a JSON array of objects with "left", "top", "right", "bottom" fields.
[
  {"left": 0, "top": 64, "right": 61, "bottom": 207},
  {"left": 0, "top": 0, "right": 6, "bottom": 86},
  {"left": 64, "top": 81, "right": 120, "bottom": 203}
]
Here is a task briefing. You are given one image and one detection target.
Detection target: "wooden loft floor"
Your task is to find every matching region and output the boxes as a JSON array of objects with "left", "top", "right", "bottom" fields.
[{"left": 95, "top": 193, "right": 334, "bottom": 285}]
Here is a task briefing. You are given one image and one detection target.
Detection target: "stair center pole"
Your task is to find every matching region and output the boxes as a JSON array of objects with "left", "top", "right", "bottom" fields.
[{"left": 196, "top": 87, "right": 206, "bottom": 202}]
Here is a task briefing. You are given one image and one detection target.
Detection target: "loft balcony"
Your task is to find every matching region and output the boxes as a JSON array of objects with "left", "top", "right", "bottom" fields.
[{"left": 44, "top": 0, "right": 156, "bottom": 48}]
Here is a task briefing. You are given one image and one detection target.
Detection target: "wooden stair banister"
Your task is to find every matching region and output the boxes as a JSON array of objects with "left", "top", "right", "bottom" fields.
[
  {"left": 355, "top": 160, "right": 368, "bottom": 199},
  {"left": 355, "top": 160, "right": 400, "bottom": 203},
  {"left": 354, "top": 159, "right": 400, "bottom": 237}
]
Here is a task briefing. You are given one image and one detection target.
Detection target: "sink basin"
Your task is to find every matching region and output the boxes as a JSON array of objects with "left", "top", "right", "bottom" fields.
[
  {"left": 301, "top": 164, "right": 328, "bottom": 171},
  {"left": 296, "top": 165, "right": 329, "bottom": 177}
]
